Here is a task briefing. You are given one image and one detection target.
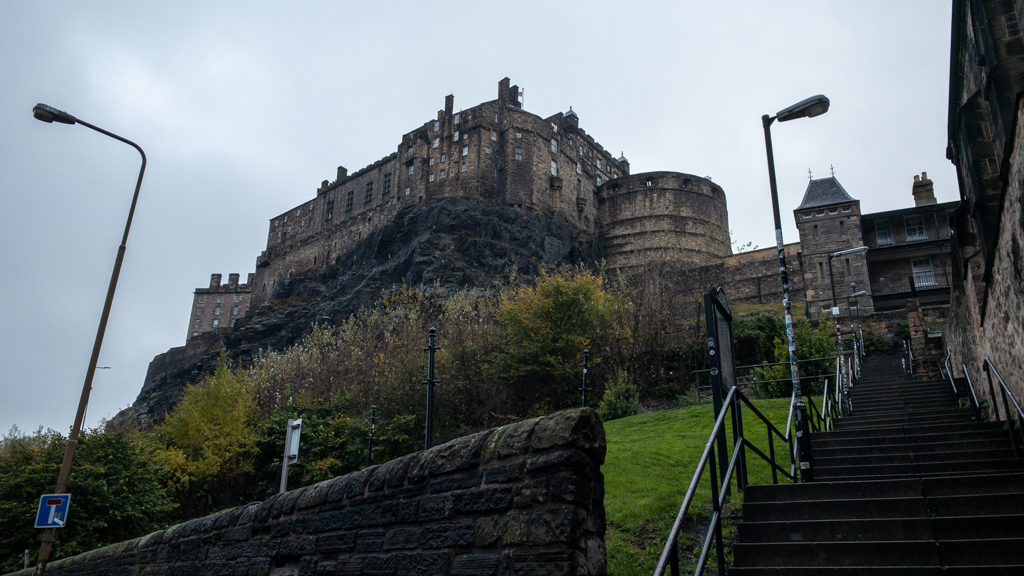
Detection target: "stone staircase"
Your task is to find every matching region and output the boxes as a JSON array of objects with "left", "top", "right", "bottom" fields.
[{"left": 730, "top": 354, "right": 1024, "bottom": 574}]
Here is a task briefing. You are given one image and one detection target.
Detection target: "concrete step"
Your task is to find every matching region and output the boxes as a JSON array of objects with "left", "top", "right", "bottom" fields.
[
  {"left": 743, "top": 497, "right": 928, "bottom": 522},
  {"left": 814, "top": 438, "right": 1011, "bottom": 458},
  {"left": 811, "top": 421, "right": 1004, "bottom": 443},
  {"left": 729, "top": 567, "right": 1024, "bottom": 575},
  {"left": 812, "top": 428, "right": 1010, "bottom": 450},
  {"left": 815, "top": 448, "right": 1017, "bottom": 468},
  {"left": 831, "top": 414, "right": 974, "bottom": 431},
  {"left": 733, "top": 539, "right": 1024, "bottom": 568},
  {"left": 737, "top": 514, "right": 1024, "bottom": 543},
  {"left": 814, "top": 458, "right": 1024, "bottom": 480}
]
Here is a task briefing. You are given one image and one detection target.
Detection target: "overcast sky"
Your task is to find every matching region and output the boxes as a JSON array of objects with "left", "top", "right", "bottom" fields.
[{"left": 0, "top": 1, "right": 957, "bottom": 434}]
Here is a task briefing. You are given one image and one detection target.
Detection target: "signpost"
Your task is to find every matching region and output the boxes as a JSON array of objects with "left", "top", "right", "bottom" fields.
[
  {"left": 34, "top": 494, "right": 70, "bottom": 529},
  {"left": 279, "top": 418, "right": 303, "bottom": 494}
]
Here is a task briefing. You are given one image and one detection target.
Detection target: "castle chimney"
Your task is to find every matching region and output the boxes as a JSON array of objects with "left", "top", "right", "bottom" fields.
[
  {"left": 228, "top": 273, "right": 240, "bottom": 288},
  {"left": 912, "top": 171, "right": 936, "bottom": 206},
  {"left": 210, "top": 274, "right": 222, "bottom": 288},
  {"left": 510, "top": 84, "right": 521, "bottom": 107},
  {"left": 246, "top": 273, "right": 255, "bottom": 287},
  {"left": 337, "top": 166, "right": 348, "bottom": 180},
  {"left": 445, "top": 94, "right": 454, "bottom": 116}
]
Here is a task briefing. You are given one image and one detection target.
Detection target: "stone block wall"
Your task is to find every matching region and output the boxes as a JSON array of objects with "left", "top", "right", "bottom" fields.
[{"left": 11, "top": 408, "right": 606, "bottom": 576}]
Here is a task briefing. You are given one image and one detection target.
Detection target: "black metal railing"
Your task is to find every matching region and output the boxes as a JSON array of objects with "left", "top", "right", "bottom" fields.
[
  {"left": 653, "top": 385, "right": 796, "bottom": 576},
  {"left": 691, "top": 357, "right": 841, "bottom": 402},
  {"left": 864, "top": 227, "right": 951, "bottom": 248},
  {"left": 871, "top": 272, "right": 951, "bottom": 296},
  {"left": 940, "top": 347, "right": 982, "bottom": 421},
  {"left": 901, "top": 339, "right": 915, "bottom": 375},
  {"left": 983, "top": 358, "right": 1024, "bottom": 459}
]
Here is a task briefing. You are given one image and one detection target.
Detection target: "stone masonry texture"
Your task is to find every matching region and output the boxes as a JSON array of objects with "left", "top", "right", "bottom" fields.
[{"left": 11, "top": 408, "right": 607, "bottom": 576}]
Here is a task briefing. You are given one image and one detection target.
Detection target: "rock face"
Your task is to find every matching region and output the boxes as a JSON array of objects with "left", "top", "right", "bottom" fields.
[
  {"left": 15, "top": 408, "right": 608, "bottom": 576},
  {"left": 122, "top": 198, "right": 602, "bottom": 427}
]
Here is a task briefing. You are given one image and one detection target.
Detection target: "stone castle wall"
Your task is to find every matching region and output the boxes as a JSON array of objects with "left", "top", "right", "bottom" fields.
[
  {"left": 946, "top": 101, "right": 1024, "bottom": 418},
  {"left": 14, "top": 409, "right": 607, "bottom": 576},
  {"left": 721, "top": 243, "right": 806, "bottom": 308},
  {"left": 249, "top": 79, "right": 727, "bottom": 309},
  {"left": 597, "top": 172, "right": 731, "bottom": 272}
]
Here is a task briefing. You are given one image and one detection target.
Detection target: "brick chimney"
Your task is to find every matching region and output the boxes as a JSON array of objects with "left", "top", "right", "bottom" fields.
[
  {"left": 210, "top": 274, "right": 222, "bottom": 288},
  {"left": 228, "top": 273, "right": 239, "bottom": 288},
  {"left": 912, "top": 172, "right": 936, "bottom": 206}
]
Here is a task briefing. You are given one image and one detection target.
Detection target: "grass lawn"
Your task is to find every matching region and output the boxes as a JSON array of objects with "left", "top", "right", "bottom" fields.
[{"left": 602, "top": 397, "right": 793, "bottom": 575}]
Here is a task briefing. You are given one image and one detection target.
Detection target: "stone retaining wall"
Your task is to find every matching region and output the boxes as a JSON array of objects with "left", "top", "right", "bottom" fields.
[{"left": 11, "top": 408, "right": 606, "bottom": 576}]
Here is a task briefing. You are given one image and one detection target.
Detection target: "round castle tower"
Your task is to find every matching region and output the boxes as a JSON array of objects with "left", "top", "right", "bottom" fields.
[{"left": 596, "top": 171, "right": 731, "bottom": 272}]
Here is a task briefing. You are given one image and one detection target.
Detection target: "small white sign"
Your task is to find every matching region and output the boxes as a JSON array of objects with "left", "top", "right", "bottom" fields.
[
  {"left": 286, "top": 418, "right": 302, "bottom": 463},
  {"left": 832, "top": 306, "right": 840, "bottom": 316}
]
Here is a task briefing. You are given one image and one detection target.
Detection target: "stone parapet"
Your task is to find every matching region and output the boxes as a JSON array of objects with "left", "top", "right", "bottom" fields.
[{"left": 10, "top": 408, "right": 607, "bottom": 576}]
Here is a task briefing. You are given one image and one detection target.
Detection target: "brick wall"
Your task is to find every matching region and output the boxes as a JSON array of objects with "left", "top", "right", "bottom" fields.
[{"left": 11, "top": 408, "right": 607, "bottom": 576}]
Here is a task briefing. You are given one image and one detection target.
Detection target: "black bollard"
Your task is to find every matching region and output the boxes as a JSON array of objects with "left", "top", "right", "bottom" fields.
[
  {"left": 579, "top": 349, "right": 591, "bottom": 408},
  {"left": 423, "top": 328, "right": 440, "bottom": 449}
]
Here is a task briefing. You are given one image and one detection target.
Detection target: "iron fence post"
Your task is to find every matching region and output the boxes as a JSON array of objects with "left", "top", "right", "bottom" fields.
[
  {"left": 366, "top": 405, "right": 377, "bottom": 467},
  {"left": 422, "top": 328, "right": 440, "bottom": 450},
  {"left": 579, "top": 349, "right": 590, "bottom": 408}
]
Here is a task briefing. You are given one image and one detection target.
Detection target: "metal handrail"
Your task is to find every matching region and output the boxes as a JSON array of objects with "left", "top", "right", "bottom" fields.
[
  {"left": 962, "top": 364, "right": 982, "bottom": 421},
  {"left": 941, "top": 346, "right": 982, "bottom": 421},
  {"left": 654, "top": 385, "right": 795, "bottom": 576},
  {"left": 983, "top": 358, "right": 1024, "bottom": 459}
]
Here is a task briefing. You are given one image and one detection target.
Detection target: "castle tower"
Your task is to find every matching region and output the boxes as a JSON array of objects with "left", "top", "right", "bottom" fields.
[{"left": 794, "top": 176, "right": 874, "bottom": 318}]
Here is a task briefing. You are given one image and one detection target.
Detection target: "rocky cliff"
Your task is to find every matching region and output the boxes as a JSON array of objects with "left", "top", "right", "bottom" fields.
[{"left": 122, "top": 198, "right": 603, "bottom": 428}]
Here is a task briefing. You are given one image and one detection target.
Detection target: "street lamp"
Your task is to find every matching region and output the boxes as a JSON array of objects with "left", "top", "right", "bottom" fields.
[
  {"left": 846, "top": 290, "right": 867, "bottom": 377},
  {"left": 827, "top": 247, "right": 868, "bottom": 349},
  {"left": 31, "top": 103, "right": 146, "bottom": 575},
  {"left": 762, "top": 94, "right": 829, "bottom": 482}
]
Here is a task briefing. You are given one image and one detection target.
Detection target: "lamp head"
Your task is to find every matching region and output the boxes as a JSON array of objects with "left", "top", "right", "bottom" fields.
[
  {"left": 849, "top": 290, "right": 867, "bottom": 297},
  {"left": 776, "top": 95, "right": 830, "bottom": 122},
  {"left": 33, "top": 103, "right": 77, "bottom": 125},
  {"left": 833, "top": 245, "right": 868, "bottom": 257}
]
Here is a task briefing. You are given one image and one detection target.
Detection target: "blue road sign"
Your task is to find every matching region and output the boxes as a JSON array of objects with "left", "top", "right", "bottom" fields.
[{"left": 34, "top": 494, "right": 71, "bottom": 529}]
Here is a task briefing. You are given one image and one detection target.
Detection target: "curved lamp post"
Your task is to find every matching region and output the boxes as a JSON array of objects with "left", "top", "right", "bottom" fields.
[
  {"left": 761, "top": 94, "right": 829, "bottom": 482},
  {"left": 31, "top": 104, "right": 146, "bottom": 575}
]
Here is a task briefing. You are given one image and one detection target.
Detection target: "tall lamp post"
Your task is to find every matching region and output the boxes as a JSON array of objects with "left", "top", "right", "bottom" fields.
[
  {"left": 827, "top": 247, "right": 868, "bottom": 386},
  {"left": 762, "top": 94, "right": 830, "bottom": 482},
  {"left": 31, "top": 104, "right": 147, "bottom": 575},
  {"left": 846, "top": 290, "right": 867, "bottom": 377}
]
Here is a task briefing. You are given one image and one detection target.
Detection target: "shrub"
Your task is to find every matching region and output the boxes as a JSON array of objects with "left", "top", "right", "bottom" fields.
[{"left": 598, "top": 370, "right": 641, "bottom": 421}]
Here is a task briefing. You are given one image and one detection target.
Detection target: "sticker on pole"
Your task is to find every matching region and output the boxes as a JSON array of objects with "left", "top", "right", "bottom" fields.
[{"left": 35, "top": 494, "right": 70, "bottom": 528}]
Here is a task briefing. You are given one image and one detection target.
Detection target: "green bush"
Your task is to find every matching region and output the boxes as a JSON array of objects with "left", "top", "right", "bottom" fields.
[
  {"left": 862, "top": 326, "right": 897, "bottom": 355},
  {"left": 597, "top": 370, "right": 641, "bottom": 421}
]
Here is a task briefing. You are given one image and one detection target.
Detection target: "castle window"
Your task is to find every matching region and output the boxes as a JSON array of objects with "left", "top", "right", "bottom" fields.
[
  {"left": 194, "top": 320, "right": 200, "bottom": 328},
  {"left": 433, "top": 137, "right": 439, "bottom": 149},
  {"left": 802, "top": 213, "right": 812, "bottom": 218},
  {"left": 325, "top": 200, "right": 333, "bottom": 220},
  {"left": 551, "top": 161, "right": 558, "bottom": 176},
  {"left": 875, "top": 220, "right": 893, "bottom": 245},
  {"left": 516, "top": 132, "right": 522, "bottom": 138},
  {"left": 461, "top": 162, "right": 467, "bottom": 173},
  {"left": 515, "top": 147, "right": 523, "bottom": 161},
  {"left": 433, "top": 121, "right": 440, "bottom": 131},
  {"left": 364, "top": 182, "right": 374, "bottom": 206},
  {"left": 301, "top": 219, "right": 306, "bottom": 227},
  {"left": 429, "top": 173, "right": 435, "bottom": 182},
  {"left": 839, "top": 221, "right": 846, "bottom": 236},
  {"left": 440, "top": 169, "right": 446, "bottom": 178},
  {"left": 198, "top": 296, "right": 205, "bottom": 303},
  {"left": 551, "top": 123, "right": 558, "bottom": 133},
  {"left": 463, "top": 132, "right": 468, "bottom": 140},
  {"left": 192, "top": 332, "right": 199, "bottom": 337},
  {"left": 429, "top": 157, "right": 434, "bottom": 166},
  {"left": 273, "top": 220, "right": 278, "bottom": 227},
  {"left": 382, "top": 173, "right": 392, "bottom": 199},
  {"left": 408, "top": 165, "right": 414, "bottom": 176},
  {"left": 296, "top": 208, "right": 301, "bottom": 215},
  {"left": 196, "top": 308, "right": 203, "bottom": 316},
  {"left": 551, "top": 138, "right": 558, "bottom": 154},
  {"left": 485, "top": 146, "right": 491, "bottom": 154},
  {"left": 576, "top": 163, "right": 581, "bottom": 174},
  {"left": 405, "top": 187, "right": 410, "bottom": 195},
  {"left": 829, "top": 208, "right": 838, "bottom": 214},
  {"left": 346, "top": 191, "right": 354, "bottom": 213},
  {"left": 816, "top": 210, "right": 825, "bottom": 216},
  {"left": 644, "top": 179, "right": 652, "bottom": 187},
  {"left": 454, "top": 131, "right": 459, "bottom": 141},
  {"left": 462, "top": 145, "right": 469, "bottom": 157},
  {"left": 215, "top": 306, "right": 221, "bottom": 316},
  {"left": 454, "top": 113, "right": 460, "bottom": 124},
  {"left": 493, "top": 113, "right": 498, "bottom": 122},
  {"left": 231, "top": 319, "right": 236, "bottom": 327},
  {"left": 407, "top": 147, "right": 414, "bottom": 157},
  {"left": 217, "top": 296, "right": 222, "bottom": 303},
  {"left": 235, "top": 295, "right": 241, "bottom": 302},
  {"left": 818, "top": 262, "right": 825, "bottom": 279},
  {"left": 232, "top": 306, "right": 239, "bottom": 316},
  {"left": 418, "top": 195, "right": 423, "bottom": 203},
  {"left": 842, "top": 206, "right": 852, "bottom": 212},
  {"left": 597, "top": 159, "right": 602, "bottom": 169},
  {"left": 596, "top": 176, "right": 602, "bottom": 186},
  {"left": 213, "top": 319, "right": 220, "bottom": 328},
  {"left": 284, "top": 216, "right": 288, "bottom": 222},
  {"left": 813, "top": 224, "right": 820, "bottom": 240},
  {"left": 441, "top": 153, "right": 447, "bottom": 163},
  {"left": 491, "top": 130, "right": 497, "bottom": 141},
  {"left": 845, "top": 258, "right": 852, "bottom": 276}
]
